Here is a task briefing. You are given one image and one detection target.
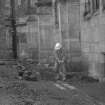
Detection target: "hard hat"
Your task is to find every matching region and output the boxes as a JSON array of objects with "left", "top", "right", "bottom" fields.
[{"left": 54, "top": 42, "right": 62, "bottom": 50}]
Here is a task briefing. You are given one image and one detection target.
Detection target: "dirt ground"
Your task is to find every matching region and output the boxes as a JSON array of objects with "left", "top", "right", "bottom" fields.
[
  {"left": 69, "top": 81, "right": 105, "bottom": 104},
  {"left": 0, "top": 64, "right": 104, "bottom": 105}
]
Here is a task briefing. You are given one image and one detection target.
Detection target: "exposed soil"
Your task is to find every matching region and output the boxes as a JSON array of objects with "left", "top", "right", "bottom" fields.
[{"left": 0, "top": 64, "right": 104, "bottom": 105}]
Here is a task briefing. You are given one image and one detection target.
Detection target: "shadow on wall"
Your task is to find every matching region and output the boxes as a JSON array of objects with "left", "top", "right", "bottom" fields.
[
  {"left": 66, "top": 56, "right": 89, "bottom": 73},
  {"left": 19, "top": 48, "right": 39, "bottom": 64}
]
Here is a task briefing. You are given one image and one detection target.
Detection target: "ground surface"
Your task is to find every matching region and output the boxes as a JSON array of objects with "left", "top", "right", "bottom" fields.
[
  {"left": 0, "top": 64, "right": 104, "bottom": 105},
  {"left": 69, "top": 81, "right": 105, "bottom": 104}
]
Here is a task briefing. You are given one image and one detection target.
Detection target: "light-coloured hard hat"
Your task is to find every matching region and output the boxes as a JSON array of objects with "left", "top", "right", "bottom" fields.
[{"left": 54, "top": 42, "right": 62, "bottom": 50}]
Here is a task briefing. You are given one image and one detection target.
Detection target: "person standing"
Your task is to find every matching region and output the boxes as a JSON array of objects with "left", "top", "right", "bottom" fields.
[{"left": 54, "top": 42, "right": 66, "bottom": 81}]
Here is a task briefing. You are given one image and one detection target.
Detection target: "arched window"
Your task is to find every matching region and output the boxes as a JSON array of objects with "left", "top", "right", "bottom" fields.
[
  {"left": 84, "top": 0, "right": 100, "bottom": 20},
  {"left": 84, "top": 0, "right": 91, "bottom": 17},
  {"left": 92, "top": 0, "right": 99, "bottom": 13},
  {"left": 102, "top": 0, "right": 105, "bottom": 11}
]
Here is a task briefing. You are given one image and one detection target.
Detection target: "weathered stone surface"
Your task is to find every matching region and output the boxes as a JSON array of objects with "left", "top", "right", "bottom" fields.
[{"left": 81, "top": 0, "right": 105, "bottom": 79}]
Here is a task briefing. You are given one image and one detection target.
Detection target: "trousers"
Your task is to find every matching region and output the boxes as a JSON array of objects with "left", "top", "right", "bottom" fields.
[{"left": 55, "top": 61, "right": 66, "bottom": 80}]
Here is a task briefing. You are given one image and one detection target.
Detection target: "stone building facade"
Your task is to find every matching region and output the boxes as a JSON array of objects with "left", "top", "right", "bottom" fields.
[
  {"left": 16, "top": 0, "right": 81, "bottom": 65},
  {"left": 16, "top": 0, "right": 61, "bottom": 64},
  {"left": 0, "top": 0, "right": 13, "bottom": 59},
  {"left": 57, "top": 0, "right": 105, "bottom": 80},
  {"left": 0, "top": 0, "right": 81, "bottom": 68},
  {"left": 1, "top": 0, "right": 105, "bottom": 80},
  {"left": 80, "top": 0, "right": 105, "bottom": 80}
]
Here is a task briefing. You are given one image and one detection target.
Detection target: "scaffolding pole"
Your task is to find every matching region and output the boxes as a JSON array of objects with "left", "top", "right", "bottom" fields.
[
  {"left": 100, "top": 0, "right": 102, "bottom": 16},
  {"left": 58, "top": 1, "right": 62, "bottom": 43}
]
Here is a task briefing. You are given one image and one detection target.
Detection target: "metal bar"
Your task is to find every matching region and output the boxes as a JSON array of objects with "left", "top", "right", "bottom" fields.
[{"left": 58, "top": 1, "right": 62, "bottom": 43}]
